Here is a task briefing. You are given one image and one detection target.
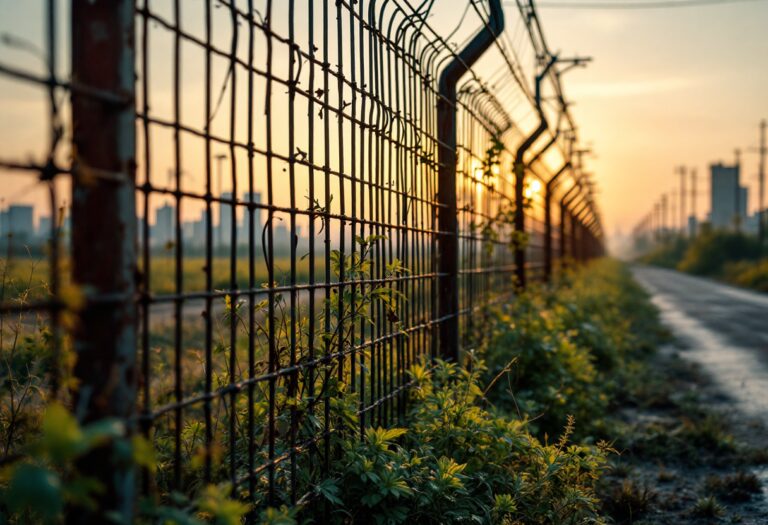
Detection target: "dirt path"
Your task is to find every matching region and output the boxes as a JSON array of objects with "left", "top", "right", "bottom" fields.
[
  {"left": 597, "top": 266, "right": 768, "bottom": 524},
  {"left": 632, "top": 265, "right": 768, "bottom": 420}
]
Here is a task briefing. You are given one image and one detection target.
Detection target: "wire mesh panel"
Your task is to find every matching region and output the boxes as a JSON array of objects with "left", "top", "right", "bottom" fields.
[
  {"left": 133, "top": 0, "right": 485, "bottom": 508},
  {"left": 0, "top": 0, "right": 70, "bottom": 459},
  {"left": 132, "top": 0, "right": 576, "bottom": 508},
  {"left": 0, "top": 0, "right": 604, "bottom": 518}
]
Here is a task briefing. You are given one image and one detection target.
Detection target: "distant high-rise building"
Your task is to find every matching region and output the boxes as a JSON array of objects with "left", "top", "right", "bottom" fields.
[
  {"left": 182, "top": 220, "right": 195, "bottom": 244},
  {"left": 6, "top": 205, "right": 34, "bottom": 240},
  {"left": 274, "top": 223, "right": 290, "bottom": 252},
  {"left": 238, "top": 191, "right": 262, "bottom": 246},
  {"left": 136, "top": 216, "right": 146, "bottom": 249},
  {"left": 219, "top": 192, "right": 234, "bottom": 248},
  {"left": 710, "top": 163, "right": 748, "bottom": 230},
  {"left": 154, "top": 202, "right": 174, "bottom": 246},
  {"left": 191, "top": 210, "right": 208, "bottom": 248},
  {"left": 0, "top": 209, "right": 8, "bottom": 238},
  {"left": 740, "top": 186, "right": 749, "bottom": 221},
  {"left": 38, "top": 216, "right": 52, "bottom": 241}
]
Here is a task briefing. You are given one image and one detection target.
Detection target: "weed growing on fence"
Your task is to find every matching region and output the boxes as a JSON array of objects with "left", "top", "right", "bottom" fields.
[
  {"left": 314, "top": 358, "right": 612, "bottom": 524},
  {"left": 0, "top": 252, "right": 665, "bottom": 524},
  {"left": 481, "top": 259, "right": 665, "bottom": 439}
]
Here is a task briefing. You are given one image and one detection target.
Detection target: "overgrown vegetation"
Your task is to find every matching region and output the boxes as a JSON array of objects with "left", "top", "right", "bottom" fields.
[
  {"left": 481, "top": 259, "right": 664, "bottom": 439},
  {"left": 0, "top": 246, "right": 674, "bottom": 523},
  {"left": 639, "top": 227, "right": 768, "bottom": 291},
  {"left": 597, "top": 335, "right": 768, "bottom": 524}
]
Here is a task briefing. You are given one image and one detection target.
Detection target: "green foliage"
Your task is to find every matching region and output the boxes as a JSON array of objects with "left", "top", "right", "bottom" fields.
[
  {"left": 470, "top": 134, "right": 533, "bottom": 260},
  {"left": 480, "top": 259, "right": 664, "bottom": 438},
  {"left": 639, "top": 229, "right": 768, "bottom": 293},
  {"left": 0, "top": 402, "right": 259, "bottom": 525},
  {"left": 691, "top": 495, "right": 724, "bottom": 518},
  {"left": 319, "top": 359, "right": 611, "bottom": 524},
  {"left": 0, "top": 403, "right": 125, "bottom": 522},
  {"left": 637, "top": 236, "right": 689, "bottom": 269},
  {"left": 599, "top": 479, "right": 655, "bottom": 523},
  {"left": 722, "top": 257, "right": 768, "bottom": 292},
  {"left": 677, "top": 230, "right": 761, "bottom": 275},
  {"left": 197, "top": 484, "right": 251, "bottom": 525},
  {"left": 704, "top": 472, "right": 761, "bottom": 502},
  {"left": 0, "top": 242, "right": 663, "bottom": 524}
]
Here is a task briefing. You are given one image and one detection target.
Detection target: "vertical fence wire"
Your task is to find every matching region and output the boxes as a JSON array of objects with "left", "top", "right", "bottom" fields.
[{"left": 0, "top": 0, "right": 604, "bottom": 516}]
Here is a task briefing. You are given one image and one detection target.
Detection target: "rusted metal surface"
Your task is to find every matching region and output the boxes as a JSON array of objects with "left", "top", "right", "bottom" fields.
[
  {"left": 437, "top": 0, "right": 504, "bottom": 362},
  {"left": 70, "top": 0, "right": 137, "bottom": 520},
  {"left": 544, "top": 162, "right": 571, "bottom": 281},
  {"left": 0, "top": 0, "right": 604, "bottom": 518}
]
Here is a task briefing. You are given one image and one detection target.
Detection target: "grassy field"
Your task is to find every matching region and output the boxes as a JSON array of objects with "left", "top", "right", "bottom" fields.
[
  {"left": 640, "top": 230, "right": 768, "bottom": 293},
  {"left": 0, "top": 256, "right": 327, "bottom": 299},
  {"left": 0, "top": 256, "right": 65, "bottom": 302},
  {"left": 145, "top": 256, "right": 325, "bottom": 295}
]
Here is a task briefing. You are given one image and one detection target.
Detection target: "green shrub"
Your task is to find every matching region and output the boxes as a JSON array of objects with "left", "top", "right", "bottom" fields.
[
  {"left": 723, "top": 258, "right": 768, "bottom": 292},
  {"left": 320, "top": 359, "right": 611, "bottom": 524},
  {"left": 600, "top": 479, "right": 655, "bottom": 523},
  {"left": 677, "top": 230, "right": 760, "bottom": 276},
  {"left": 480, "top": 259, "right": 664, "bottom": 438},
  {"left": 638, "top": 236, "right": 689, "bottom": 269},
  {"left": 704, "top": 471, "right": 761, "bottom": 502},
  {"left": 0, "top": 255, "right": 660, "bottom": 524}
]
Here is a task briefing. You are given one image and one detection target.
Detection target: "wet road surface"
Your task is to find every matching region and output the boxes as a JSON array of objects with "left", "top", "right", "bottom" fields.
[{"left": 632, "top": 265, "right": 768, "bottom": 420}]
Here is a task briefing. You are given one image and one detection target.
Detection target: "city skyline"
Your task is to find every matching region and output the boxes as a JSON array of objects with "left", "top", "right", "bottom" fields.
[{"left": 2, "top": 2, "right": 768, "bottom": 237}]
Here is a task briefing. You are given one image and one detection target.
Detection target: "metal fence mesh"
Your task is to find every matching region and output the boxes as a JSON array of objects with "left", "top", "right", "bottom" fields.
[{"left": 0, "top": 0, "right": 603, "bottom": 515}]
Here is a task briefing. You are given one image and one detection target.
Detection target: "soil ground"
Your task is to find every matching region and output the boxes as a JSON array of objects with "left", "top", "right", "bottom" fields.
[{"left": 601, "top": 343, "right": 768, "bottom": 524}]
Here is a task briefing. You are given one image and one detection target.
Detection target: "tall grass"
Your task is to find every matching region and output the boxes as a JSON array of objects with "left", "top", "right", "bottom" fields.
[{"left": 145, "top": 256, "right": 324, "bottom": 295}]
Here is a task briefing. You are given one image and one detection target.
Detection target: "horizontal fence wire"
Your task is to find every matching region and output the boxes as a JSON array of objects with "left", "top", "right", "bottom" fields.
[
  {"left": 0, "top": 0, "right": 68, "bottom": 457},
  {"left": 0, "top": 0, "right": 603, "bottom": 517}
]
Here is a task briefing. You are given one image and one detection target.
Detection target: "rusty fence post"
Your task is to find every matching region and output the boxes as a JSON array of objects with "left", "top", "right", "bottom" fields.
[
  {"left": 559, "top": 200, "right": 567, "bottom": 262},
  {"left": 543, "top": 162, "right": 569, "bottom": 283},
  {"left": 570, "top": 195, "right": 589, "bottom": 262},
  {"left": 71, "top": 0, "right": 137, "bottom": 521},
  {"left": 436, "top": 0, "right": 503, "bottom": 361},
  {"left": 559, "top": 182, "right": 580, "bottom": 273},
  {"left": 513, "top": 54, "right": 557, "bottom": 290}
]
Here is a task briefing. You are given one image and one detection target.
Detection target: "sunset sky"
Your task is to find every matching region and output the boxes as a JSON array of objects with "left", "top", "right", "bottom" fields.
[
  {"left": 534, "top": 0, "right": 768, "bottom": 239},
  {"left": 1, "top": 0, "right": 767, "bottom": 246}
]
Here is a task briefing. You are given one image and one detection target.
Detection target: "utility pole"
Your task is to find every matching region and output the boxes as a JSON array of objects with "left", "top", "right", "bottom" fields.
[
  {"left": 678, "top": 166, "right": 686, "bottom": 237},
  {"left": 661, "top": 194, "right": 668, "bottom": 239},
  {"left": 657, "top": 201, "right": 663, "bottom": 240},
  {"left": 735, "top": 148, "right": 742, "bottom": 232},
  {"left": 670, "top": 190, "right": 677, "bottom": 235},
  {"left": 759, "top": 120, "right": 766, "bottom": 245},
  {"left": 690, "top": 167, "right": 697, "bottom": 237}
]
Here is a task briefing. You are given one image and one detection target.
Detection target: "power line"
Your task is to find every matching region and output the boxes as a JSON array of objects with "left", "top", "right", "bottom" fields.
[{"left": 523, "top": 0, "right": 766, "bottom": 9}]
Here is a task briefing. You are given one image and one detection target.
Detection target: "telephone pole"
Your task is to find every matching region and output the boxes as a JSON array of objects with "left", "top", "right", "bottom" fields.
[
  {"left": 735, "top": 148, "right": 742, "bottom": 232},
  {"left": 759, "top": 120, "right": 766, "bottom": 245},
  {"left": 690, "top": 167, "right": 697, "bottom": 237},
  {"left": 678, "top": 166, "right": 686, "bottom": 237},
  {"left": 670, "top": 190, "right": 677, "bottom": 235}
]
